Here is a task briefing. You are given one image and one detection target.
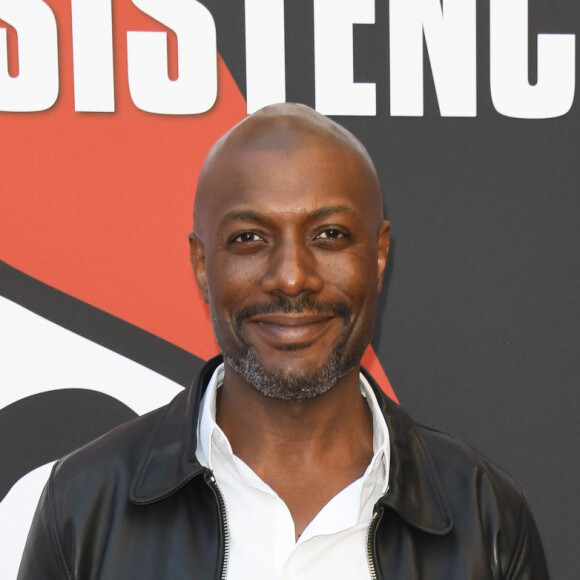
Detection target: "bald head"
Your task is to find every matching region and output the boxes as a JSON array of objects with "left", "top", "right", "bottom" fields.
[
  {"left": 193, "top": 103, "right": 383, "bottom": 237},
  {"left": 189, "top": 104, "right": 391, "bottom": 397}
]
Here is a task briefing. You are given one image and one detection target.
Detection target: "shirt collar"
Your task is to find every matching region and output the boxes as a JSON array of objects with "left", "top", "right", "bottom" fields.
[
  {"left": 197, "top": 363, "right": 390, "bottom": 507},
  {"left": 359, "top": 372, "right": 391, "bottom": 501},
  {"left": 197, "top": 363, "right": 226, "bottom": 470}
]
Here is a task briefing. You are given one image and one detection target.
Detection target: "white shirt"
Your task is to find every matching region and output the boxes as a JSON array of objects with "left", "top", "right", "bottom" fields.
[{"left": 196, "top": 364, "right": 390, "bottom": 579}]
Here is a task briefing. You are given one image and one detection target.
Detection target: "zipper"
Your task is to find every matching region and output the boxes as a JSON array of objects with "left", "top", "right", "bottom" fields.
[
  {"left": 366, "top": 509, "right": 382, "bottom": 580},
  {"left": 205, "top": 472, "right": 231, "bottom": 580},
  {"left": 207, "top": 468, "right": 380, "bottom": 579}
]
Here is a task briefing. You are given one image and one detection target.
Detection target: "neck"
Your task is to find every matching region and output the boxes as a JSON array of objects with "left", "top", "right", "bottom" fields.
[
  {"left": 216, "top": 363, "right": 373, "bottom": 474},
  {"left": 215, "top": 361, "right": 374, "bottom": 538}
]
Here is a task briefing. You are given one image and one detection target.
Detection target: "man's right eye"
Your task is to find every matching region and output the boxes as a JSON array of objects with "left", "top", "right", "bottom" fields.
[{"left": 231, "top": 232, "right": 263, "bottom": 243}]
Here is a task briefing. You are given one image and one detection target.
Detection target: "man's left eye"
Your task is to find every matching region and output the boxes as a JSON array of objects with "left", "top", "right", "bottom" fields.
[{"left": 316, "top": 229, "right": 346, "bottom": 240}]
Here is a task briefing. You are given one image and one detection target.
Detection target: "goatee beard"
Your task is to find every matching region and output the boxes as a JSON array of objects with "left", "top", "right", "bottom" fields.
[{"left": 220, "top": 295, "right": 367, "bottom": 400}]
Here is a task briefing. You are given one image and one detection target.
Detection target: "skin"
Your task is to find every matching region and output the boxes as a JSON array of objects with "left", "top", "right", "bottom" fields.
[{"left": 190, "top": 103, "right": 390, "bottom": 538}]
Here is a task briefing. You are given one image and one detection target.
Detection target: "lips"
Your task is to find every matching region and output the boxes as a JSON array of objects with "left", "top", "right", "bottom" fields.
[
  {"left": 245, "top": 313, "right": 340, "bottom": 347},
  {"left": 251, "top": 313, "right": 334, "bottom": 326}
]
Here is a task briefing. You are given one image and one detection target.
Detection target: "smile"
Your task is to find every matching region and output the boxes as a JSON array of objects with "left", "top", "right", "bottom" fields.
[{"left": 246, "top": 313, "right": 339, "bottom": 347}]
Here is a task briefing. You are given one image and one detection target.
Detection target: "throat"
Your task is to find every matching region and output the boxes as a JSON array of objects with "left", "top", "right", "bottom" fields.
[
  {"left": 269, "top": 453, "right": 372, "bottom": 541},
  {"left": 215, "top": 365, "right": 375, "bottom": 538}
]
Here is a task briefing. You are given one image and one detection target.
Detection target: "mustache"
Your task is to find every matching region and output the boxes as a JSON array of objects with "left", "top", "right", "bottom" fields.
[{"left": 234, "top": 295, "right": 352, "bottom": 329}]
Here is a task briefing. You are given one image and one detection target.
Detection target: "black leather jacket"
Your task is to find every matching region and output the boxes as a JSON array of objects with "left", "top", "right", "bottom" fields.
[{"left": 18, "top": 356, "right": 549, "bottom": 579}]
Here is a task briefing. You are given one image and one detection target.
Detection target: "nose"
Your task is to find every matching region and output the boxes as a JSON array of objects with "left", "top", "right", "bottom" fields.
[{"left": 260, "top": 237, "right": 324, "bottom": 296}]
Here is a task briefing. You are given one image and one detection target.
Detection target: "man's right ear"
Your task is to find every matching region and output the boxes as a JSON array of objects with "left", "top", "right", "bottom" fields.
[{"left": 189, "top": 232, "right": 209, "bottom": 303}]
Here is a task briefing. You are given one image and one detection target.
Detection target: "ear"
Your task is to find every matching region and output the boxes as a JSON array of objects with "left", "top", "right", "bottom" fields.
[
  {"left": 189, "top": 232, "right": 209, "bottom": 303},
  {"left": 376, "top": 221, "right": 390, "bottom": 293}
]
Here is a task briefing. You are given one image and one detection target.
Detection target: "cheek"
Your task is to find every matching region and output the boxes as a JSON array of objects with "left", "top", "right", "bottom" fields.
[
  {"left": 205, "top": 257, "right": 262, "bottom": 324},
  {"left": 326, "top": 253, "right": 377, "bottom": 301},
  {"left": 206, "top": 254, "right": 255, "bottom": 296},
  {"left": 328, "top": 258, "right": 379, "bottom": 339}
]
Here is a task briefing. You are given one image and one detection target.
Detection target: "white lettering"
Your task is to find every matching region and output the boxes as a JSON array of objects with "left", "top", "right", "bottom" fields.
[
  {"left": 127, "top": 0, "right": 217, "bottom": 114},
  {"left": 71, "top": 0, "right": 115, "bottom": 112},
  {"left": 0, "top": 0, "right": 58, "bottom": 112},
  {"left": 490, "top": 0, "right": 575, "bottom": 119},
  {"left": 390, "top": 0, "right": 476, "bottom": 117},
  {"left": 313, "top": 0, "right": 375, "bottom": 116}
]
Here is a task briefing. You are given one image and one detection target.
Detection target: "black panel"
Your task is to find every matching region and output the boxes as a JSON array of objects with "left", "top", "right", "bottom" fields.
[
  {"left": 198, "top": 0, "right": 247, "bottom": 97},
  {"left": 284, "top": 0, "right": 316, "bottom": 107}
]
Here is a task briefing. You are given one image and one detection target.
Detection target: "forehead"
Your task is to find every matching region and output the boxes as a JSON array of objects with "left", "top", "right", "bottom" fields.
[{"left": 197, "top": 141, "right": 379, "bottom": 229}]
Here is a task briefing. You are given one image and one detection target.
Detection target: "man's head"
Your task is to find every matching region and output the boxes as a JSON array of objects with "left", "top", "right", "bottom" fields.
[{"left": 190, "top": 103, "right": 390, "bottom": 400}]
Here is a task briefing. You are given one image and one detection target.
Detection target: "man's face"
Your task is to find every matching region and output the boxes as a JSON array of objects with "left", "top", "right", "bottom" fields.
[{"left": 191, "top": 137, "right": 389, "bottom": 400}]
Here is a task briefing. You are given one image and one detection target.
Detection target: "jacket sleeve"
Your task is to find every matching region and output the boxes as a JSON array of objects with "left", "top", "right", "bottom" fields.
[
  {"left": 504, "top": 498, "right": 550, "bottom": 580},
  {"left": 17, "top": 467, "right": 71, "bottom": 580}
]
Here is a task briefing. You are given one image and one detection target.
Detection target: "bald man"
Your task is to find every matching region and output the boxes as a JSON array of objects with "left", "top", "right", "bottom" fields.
[{"left": 18, "top": 104, "right": 548, "bottom": 579}]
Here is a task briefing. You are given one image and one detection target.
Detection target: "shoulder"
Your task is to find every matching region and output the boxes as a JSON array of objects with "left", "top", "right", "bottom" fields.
[
  {"left": 413, "top": 421, "right": 548, "bottom": 577},
  {"left": 368, "top": 377, "right": 549, "bottom": 577},
  {"left": 419, "top": 424, "right": 549, "bottom": 577},
  {"left": 416, "top": 423, "right": 524, "bottom": 501},
  {"left": 47, "top": 356, "right": 224, "bottom": 504},
  {"left": 365, "top": 372, "right": 527, "bottom": 512},
  {"left": 415, "top": 423, "right": 535, "bottom": 544},
  {"left": 50, "top": 387, "right": 188, "bottom": 501}
]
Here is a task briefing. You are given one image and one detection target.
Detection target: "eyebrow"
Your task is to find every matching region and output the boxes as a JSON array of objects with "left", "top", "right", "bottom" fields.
[{"left": 220, "top": 205, "right": 353, "bottom": 225}]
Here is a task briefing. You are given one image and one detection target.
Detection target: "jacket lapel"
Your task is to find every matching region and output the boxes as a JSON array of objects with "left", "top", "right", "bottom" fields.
[{"left": 363, "top": 368, "right": 453, "bottom": 535}]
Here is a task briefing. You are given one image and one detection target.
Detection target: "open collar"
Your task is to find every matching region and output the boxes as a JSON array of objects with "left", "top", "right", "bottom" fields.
[{"left": 130, "top": 357, "right": 453, "bottom": 535}]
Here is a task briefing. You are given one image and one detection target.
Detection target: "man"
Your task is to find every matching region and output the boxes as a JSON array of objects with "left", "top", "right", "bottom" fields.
[{"left": 18, "top": 104, "right": 548, "bottom": 579}]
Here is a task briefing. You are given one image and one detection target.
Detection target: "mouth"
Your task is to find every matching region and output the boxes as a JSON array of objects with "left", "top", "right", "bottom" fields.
[{"left": 245, "top": 313, "right": 339, "bottom": 347}]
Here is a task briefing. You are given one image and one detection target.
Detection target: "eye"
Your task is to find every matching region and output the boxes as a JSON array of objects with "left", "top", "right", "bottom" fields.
[
  {"left": 230, "top": 231, "right": 264, "bottom": 243},
  {"left": 316, "top": 228, "right": 347, "bottom": 240}
]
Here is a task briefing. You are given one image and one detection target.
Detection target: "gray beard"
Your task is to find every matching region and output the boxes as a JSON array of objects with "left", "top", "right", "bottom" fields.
[
  {"left": 223, "top": 338, "right": 366, "bottom": 401},
  {"left": 215, "top": 295, "right": 368, "bottom": 400}
]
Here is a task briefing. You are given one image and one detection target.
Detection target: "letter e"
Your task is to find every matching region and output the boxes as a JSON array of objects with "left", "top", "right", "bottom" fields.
[{"left": 314, "top": 0, "right": 376, "bottom": 116}]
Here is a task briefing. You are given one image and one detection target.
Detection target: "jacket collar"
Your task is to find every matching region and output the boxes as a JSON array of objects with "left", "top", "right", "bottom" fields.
[
  {"left": 361, "top": 368, "right": 453, "bottom": 535},
  {"left": 130, "top": 356, "right": 453, "bottom": 535},
  {"left": 129, "top": 356, "right": 222, "bottom": 504}
]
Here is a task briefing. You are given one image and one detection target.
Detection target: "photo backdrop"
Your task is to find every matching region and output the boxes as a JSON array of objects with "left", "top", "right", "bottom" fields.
[{"left": 1, "top": 1, "right": 578, "bottom": 578}]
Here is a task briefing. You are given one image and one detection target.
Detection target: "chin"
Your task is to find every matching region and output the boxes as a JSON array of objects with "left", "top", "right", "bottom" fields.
[{"left": 224, "top": 342, "right": 364, "bottom": 401}]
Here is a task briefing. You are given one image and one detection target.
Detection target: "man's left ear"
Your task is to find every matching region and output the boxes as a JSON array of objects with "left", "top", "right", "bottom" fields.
[
  {"left": 376, "top": 221, "right": 390, "bottom": 293},
  {"left": 189, "top": 232, "right": 209, "bottom": 303}
]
